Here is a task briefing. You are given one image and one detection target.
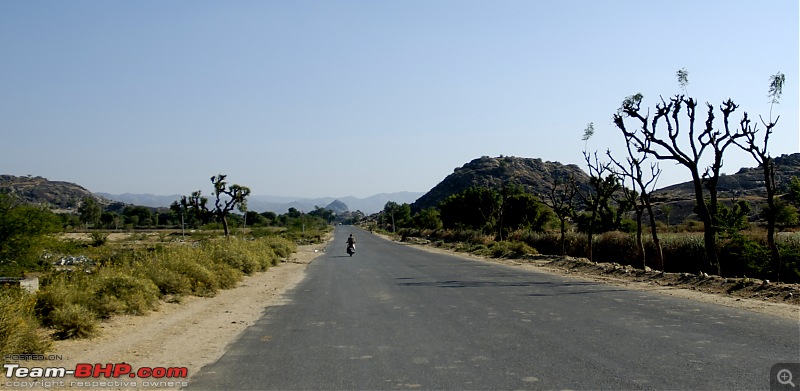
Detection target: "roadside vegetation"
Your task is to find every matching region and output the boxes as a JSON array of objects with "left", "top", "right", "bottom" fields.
[
  {"left": 367, "top": 71, "right": 800, "bottom": 285},
  {"left": 0, "top": 174, "right": 333, "bottom": 362}
]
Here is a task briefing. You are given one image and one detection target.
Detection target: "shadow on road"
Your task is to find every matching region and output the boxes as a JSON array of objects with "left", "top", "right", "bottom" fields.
[{"left": 396, "top": 278, "right": 629, "bottom": 296}]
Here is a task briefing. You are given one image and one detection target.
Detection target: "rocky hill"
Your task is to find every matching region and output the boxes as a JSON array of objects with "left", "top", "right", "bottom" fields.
[
  {"left": 412, "top": 156, "right": 593, "bottom": 211},
  {"left": 0, "top": 175, "right": 113, "bottom": 212},
  {"left": 649, "top": 153, "right": 800, "bottom": 223},
  {"left": 412, "top": 153, "right": 800, "bottom": 224},
  {"left": 324, "top": 200, "right": 350, "bottom": 214}
]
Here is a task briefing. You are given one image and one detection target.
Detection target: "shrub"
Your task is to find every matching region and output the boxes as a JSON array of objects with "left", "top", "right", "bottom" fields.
[
  {"left": 660, "top": 234, "right": 706, "bottom": 273},
  {"left": 48, "top": 303, "right": 97, "bottom": 339},
  {"left": 89, "top": 232, "right": 108, "bottom": 247},
  {"left": 593, "top": 231, "right": 637, "bottom": 265},
  {"left": 143, "top": 264, "right": 193, "bottom": 296},
  {"left": 719, "top": 236, "right": 770, "bottom": 278},
  {"left": 35, "top": 274, "right": 99, "bottom": 339},
  {"left": 209, "top": 262, "right": 242, "bottom": 290},
  {"left": 208, "top": 241, "right": 261, "bottom": 275},
  {"left": 0, "top": 288, "right": 52, "bottom": 358},
  {"left": 261, "top": 237, "right": 296, "bottom": 259},
  {"left": 35, "top": 273, "right": 92, "bottom": 327},
  {"left": 88, "top": 268, "right": 160, "bottom": 318},
  {"left": 26, "top": 233, "right": 305, "bottom": 341},
  {"left": 484, "top": 241, "right": 538, "bottom": 258},
  {"left": 165, "top": 252, "right": 220, "bottom": 297},
  {"left": 777, "top": 238, "right": 800, "bottom": 283}
]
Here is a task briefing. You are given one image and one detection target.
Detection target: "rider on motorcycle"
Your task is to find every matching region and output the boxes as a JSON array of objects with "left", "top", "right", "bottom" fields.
[{"left": 346, "top": 234, "right": 356, "bottom": 251}]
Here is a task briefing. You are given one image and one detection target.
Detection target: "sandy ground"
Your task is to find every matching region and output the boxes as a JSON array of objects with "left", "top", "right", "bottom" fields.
[{"left": 9, "top": 233, "right": 798, "bottom": 390}]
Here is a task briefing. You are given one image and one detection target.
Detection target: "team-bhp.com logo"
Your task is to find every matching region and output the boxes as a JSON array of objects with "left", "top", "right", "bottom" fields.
[{"left": 4, "top": 362, "right": 189, "bottom": 388}]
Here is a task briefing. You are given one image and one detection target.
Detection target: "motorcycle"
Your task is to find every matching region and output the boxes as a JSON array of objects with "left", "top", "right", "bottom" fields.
[{"left": 346, "top": 243, "right": 355, "bottom": 257}]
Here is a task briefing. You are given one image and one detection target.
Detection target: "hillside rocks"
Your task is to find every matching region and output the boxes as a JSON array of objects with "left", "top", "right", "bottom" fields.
[
  {"left": 412, "top": 156, "right": 592, "bottom": 211},
  {"left": 0, "top": 175, "right": 111, "bottom": 211}
]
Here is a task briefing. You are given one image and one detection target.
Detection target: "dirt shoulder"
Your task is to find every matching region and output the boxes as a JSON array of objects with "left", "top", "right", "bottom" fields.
[{"left": 15, "top": 238, "right": 331, "bottom": 391}]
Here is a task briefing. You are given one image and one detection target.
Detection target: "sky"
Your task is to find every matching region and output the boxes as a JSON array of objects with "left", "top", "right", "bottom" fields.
[{"left": 1, "top": 1, "right": 797, "bottom": 199}]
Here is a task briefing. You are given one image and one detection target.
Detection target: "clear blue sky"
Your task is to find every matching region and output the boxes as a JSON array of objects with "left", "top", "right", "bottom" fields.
[{"left": 1, "top": 1, "right": 797, "bottom": 198}]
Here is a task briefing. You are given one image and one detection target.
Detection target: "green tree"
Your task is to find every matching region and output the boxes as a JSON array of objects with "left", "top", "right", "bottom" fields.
[
  {"left": 383, "top": 202, "right": 411, "bottom": 232},
  {"left": 0, "top": 194, "right": 60, "bottom": 275},
  {"left": 775, "top": 200, "right": 798, "bottom": 228},
  {"left": 172, "top": 191, "right": 211, "bottom": 229},
  {"left": 497, "top": 184, "right": 550, "bottom": 238},
  {"left": 176, "top": 175, "right": 251, "bottom": 236},
  {"left": 123, "top": 206, "right": 154, "bottom": 228},
  {"left": 244, "top": 211, "right": 267, "bottom": 227},
  {"left": 308, "top": 206, "right": 335, "bottom": 224},
  {"left": 715, "top": 200, "right": 751, "bottom": 239},
  {"left": 413, "top": 208, "right": 443, "bottom": 230},
  {"left": 99, "top": 211, "right": 121, "bottom": 229},
  {"left": 77, "top": 197, "right": 102, "bottom": 228},
  {"left": 788, "top": 176, "right": 800, "bottom": 205},
  {"left": 210, "top": 174, "right": 251, "bottom": 237},
  {"left": 439, "top": 187, "right": 500, "bottom": 232},
  {"left": 260, "top": 211, "right": 277, "bottom": 225}
]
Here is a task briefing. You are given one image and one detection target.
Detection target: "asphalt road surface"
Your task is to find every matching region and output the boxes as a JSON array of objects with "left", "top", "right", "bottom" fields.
[{"left": 186, "top": 226, "right": 800, "bottom": 390}]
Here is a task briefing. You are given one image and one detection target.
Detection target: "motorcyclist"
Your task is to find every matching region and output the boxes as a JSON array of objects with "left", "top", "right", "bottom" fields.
[{"left": 346, "top": 234, "right": 356, "bottom": 251}]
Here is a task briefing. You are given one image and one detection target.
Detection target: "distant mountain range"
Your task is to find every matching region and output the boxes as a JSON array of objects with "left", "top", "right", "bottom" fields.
[
  {"left": 95, "top": 192, "right": 425, "bottom": 215},
  {"left": 4, "top": 152, "right": 800, "bottom": 222}
]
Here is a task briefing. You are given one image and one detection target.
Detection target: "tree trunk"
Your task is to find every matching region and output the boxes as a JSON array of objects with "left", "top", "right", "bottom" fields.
[
  {"left": 586, "top": 231, "right": 593, "bottom": 262},
  {"left": 559, "top": 218, "right": 566, "bottom": 256},
  {"left": 763, "top": 159, "right": 781, "bottom": 281},
  {"left": 644, "top": 201, "right": 664, "bottom": 271},
  {"left": 222, "top": 216, "right": 230, "bottom": 237},
  {"left": 702, "top": 224, "right": 718, "bottom": 275},
  {"left": 635, "top": 209, "right": 645, "bottom": 269},
  {"left": 690, "top": 168, "right": 718, "bottom": 275}
]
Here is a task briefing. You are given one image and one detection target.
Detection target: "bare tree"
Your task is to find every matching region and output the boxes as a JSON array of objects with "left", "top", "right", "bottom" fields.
[
  {"left": 613, "top": 92, "right": 745, "bottom": 275},
  {"left": 733, "top": 71, "right": 785, "bottom": 280},
  {"left": 607, "top": 145, "right": 664, "bottom": 271},
  {"left": 542, "top": 176, "right": 577, "bottom": 256},
  {"left": 573, "top": 151, "right": 619, "bottom": 262}
]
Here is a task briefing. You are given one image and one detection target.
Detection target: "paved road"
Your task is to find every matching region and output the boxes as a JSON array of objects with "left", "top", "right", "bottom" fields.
[{"left": 186, "top": 226, "right": 799, "bottom": 390}]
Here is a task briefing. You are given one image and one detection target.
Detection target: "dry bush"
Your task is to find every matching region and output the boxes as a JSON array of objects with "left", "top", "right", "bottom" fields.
[
  {"left": 0, "top": 288, "right": 52, "bottom": 358},
  {"left": 35, "top": 274, "right": 98, "bottom": 339},
  {"left": 28, "top": 235, "right": 300, "bottom": 341},
  {"left": 48, "top": 303, "right": 97, "bottom": 339},
  {"left": 89, "top": 267, "right": 160, "bottom": 318}
]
